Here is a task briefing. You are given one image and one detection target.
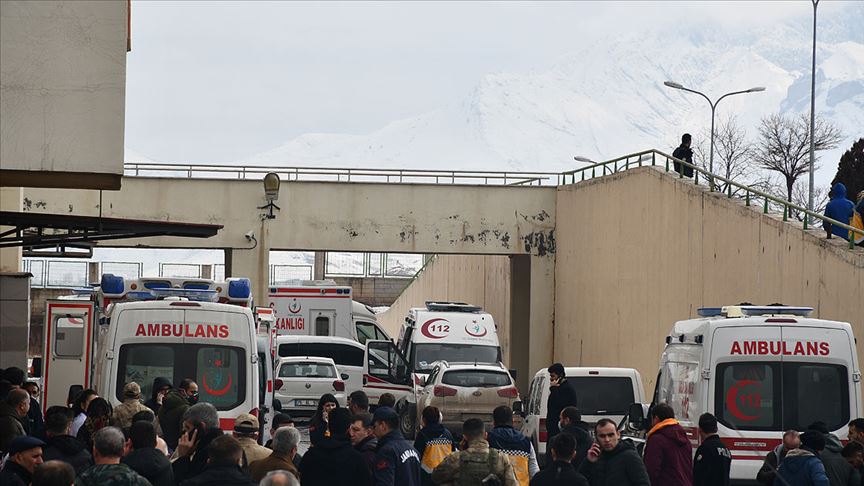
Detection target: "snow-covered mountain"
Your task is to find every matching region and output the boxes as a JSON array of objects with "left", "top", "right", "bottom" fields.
[{"left": 238, "top": 6, "right": 863, "bottom": 180}]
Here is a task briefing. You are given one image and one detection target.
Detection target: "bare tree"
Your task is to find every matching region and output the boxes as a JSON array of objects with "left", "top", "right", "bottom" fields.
[
  {"left": 753, "top": 112, "right": 843, "bottom": 202},
  {"left": 693, "top": 115, "right": 757, "bottom": 196}
]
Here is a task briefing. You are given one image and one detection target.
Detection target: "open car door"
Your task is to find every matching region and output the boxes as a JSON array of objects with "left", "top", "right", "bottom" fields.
[
  {"left": 42, "top": 301, "right": 95, "bottom": 412},
  {"left": 363, "top": 339, "right": 413, "bottom": 404}
]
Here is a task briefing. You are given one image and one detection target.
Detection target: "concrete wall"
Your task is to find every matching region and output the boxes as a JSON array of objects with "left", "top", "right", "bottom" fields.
[
  {"left": 1, "top": 1, "right": 128, "bottom": 190},
  {"left": 377, "top": 254, "right": 513, "bottom": 361},
  {"left": 0, "top": 274, "right": 31, "bottom": 370},
  {"left": 553, "top": 167, "right": 864, "bottom": 392},
  {"left": 330, "top": 277, "right": 412, "bottom": 307},
  {"left": 1, "top": 187, "right": 23, "bottom": 272}
]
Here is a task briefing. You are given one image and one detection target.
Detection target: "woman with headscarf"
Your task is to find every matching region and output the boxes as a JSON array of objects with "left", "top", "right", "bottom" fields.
[
  {"left": 76, "top": 397, "right": 113, "bottom": 451},
  {"left": 69, "top": 389, "right": 98, "bottom": 437},
  {"left": 144, "top": 377, "right": 173, "bottom": 415},
  {"left": 308, "top": 393, "right": 339, "bottom": 447}
]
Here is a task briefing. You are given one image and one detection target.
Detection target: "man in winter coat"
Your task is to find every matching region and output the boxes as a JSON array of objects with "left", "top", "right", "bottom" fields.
[
  {"left": 848, "top": 419, "right": 864, "bottom": 445},
  {"left": 42, "top": 406, "right": 93, "bottom": 475},
  {"left": 414, "top": 405, "right": 456, "bottom": 486},
  {"left": 643, "top": 403, "right": 693, "bottom": 486},
  {"left": 841, "top": 441, "right": 864, "bottom": 483},
  {"left": 0, "top": 436, "right": 44, "bottom": 486},
  {"left": 349, "top": 412, "right": 378, "bottom": 477},
  {"left": 530, "top": 433, "right": 588, "bottom": 486},
  {"left": 144, "top": 377, "right": 173, "bottom": 415},
  {"left": 172, "top": 403, "right": 225, "bottom": 485},
  {"left": 157, "top": 378, "right": 196, "bottom": 449},
  {"left": 232, "top": 413, "right": 272, "bottom": 464},
  {"left": 372, "top": 406, "right": 422, "bottom": 486},
  {"left": 824, "top": 182, "right": 856, "bottom": 240},
  {"left": 249, "top": 426, "right": 300, "bottom": 482},
  {"left": 299, "top": 407, "right": 371, "bottom": 486},
  {"left": 775, "top": 430, "right": 830, "bottom": 486},
  {"left": 488, "top": 405, "right": 539, "bottom": 486},
  {"left": 432, "top": 418, "right": 518, "bottom": 486},
  {"left": 76, "top": 427, "right": 151, "bottom": 486},
  {"left": 548, "top": 406, "right": 592, "bottom": 471},
  {"left": 673, "top": 133, "right": 695, "bottom": 177},
  {"left": 122, "top": 420, "right": 174, "bottom": 486},
  {"left": 693, "top": 413, "right": 731, "bottom": 486},
  {"left": 579, "top": 419, "right": 649, "bottom": 486},
  {"left": 0, "top": 389, "right": 29, "bottom": 453},
  {"left": 23, "top": 381, "right": 45, "bottom": 438},
  {"left": 113, "top": 382, "right": 152, "bottom": 430},
  {"left": 545, "top": 363, "right": 578, "bottom": 439},
  {"left": 177, "top": 435, "right": 256, "bottom": 486},
  {"left": 757, "top": 430, "right": 800, "bottom": 485},
  {"left": 809, "top": 421, "right": 860, "bottom": 486}
]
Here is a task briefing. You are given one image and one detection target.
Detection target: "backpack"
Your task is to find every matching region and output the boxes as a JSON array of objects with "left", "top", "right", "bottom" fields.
[{"left": 458, "top": 448, "right": 502, "bottom": 486}]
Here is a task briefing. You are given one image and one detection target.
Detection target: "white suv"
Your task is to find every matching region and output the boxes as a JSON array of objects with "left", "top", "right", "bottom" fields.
[{"left": 274, "top": 356, "right": 347, "bottom": 419}]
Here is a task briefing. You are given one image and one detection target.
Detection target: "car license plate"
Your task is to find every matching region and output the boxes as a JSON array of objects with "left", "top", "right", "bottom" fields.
[{"left": 295, "top": 399, "right": 317, "bottom": 407}]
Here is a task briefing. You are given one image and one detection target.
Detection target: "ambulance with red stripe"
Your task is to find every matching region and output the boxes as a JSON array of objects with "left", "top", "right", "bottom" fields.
[
  {"left": 627, "top": 305, "right": 861, "bottom": 482},
  {"left": 267, "top": 280, "right": 389, "bottom": 343},
  {"left": 42, "top": 274, "right": 260, "bottom": 432}
]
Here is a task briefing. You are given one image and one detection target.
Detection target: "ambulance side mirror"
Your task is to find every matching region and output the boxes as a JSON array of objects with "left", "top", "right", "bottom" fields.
[
  {"left": 512, "top": 401, "right": 525, "bottom": 417},
  {"left": 628, "top": 403, "right": 648, "bottom": 431}
]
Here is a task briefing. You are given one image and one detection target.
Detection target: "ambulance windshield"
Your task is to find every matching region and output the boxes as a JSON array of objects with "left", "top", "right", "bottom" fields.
[{"left": 413, "top": 343, "right": 500, "bottom": 371}]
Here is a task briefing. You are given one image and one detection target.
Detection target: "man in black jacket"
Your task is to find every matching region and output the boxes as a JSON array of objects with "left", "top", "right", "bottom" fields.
[
  {"left": 122, "top": 420, "right": 174, "bottom": 486},
  {"left": 179, "top": 435, "right": 256, "bottom": 486},
  {"left": 672, "top": 133, "right": 694, "bottom": 177},
  {"left": 0, "top": 436, "right": 44, "bottom": 486},
  {"left": 545, "top": 364, "right": 578, "bottom": 439},
  {"left": 579, "top": 419, "right": 649, "bottom": 486},
  {"left": 531, "top": 433, "right": 588, "bottom": 486},
  {"left": 549, "top": 406, "right": 592, "bottom": 470},
  {"left": 42, "top": 406, "right": 93, "bottom": 475},
  {"left": 299, "top": 407, "right": 372, "bottom": 486},
  {"left": 173, "top": 403, "right": 225, "bottom": 484},
  {"left": 693, "top": 413, "right": 731, "bottom": 486},
  {"left": 372, "top": 406, "right": 421, "bottom": 486}
]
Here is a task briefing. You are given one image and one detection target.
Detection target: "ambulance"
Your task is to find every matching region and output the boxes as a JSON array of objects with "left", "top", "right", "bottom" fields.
[
  {"left": 42, "top": 274, "right": 260, "bottom": 431},
  {"left": 362, "top": 301, "right": 505, "bottom": 437},
  {"left": 267, "top": 280, "right": 389, "bottom": 344},
  {"left": 626, "top": 305, "right": 861, "bottom": 482}
]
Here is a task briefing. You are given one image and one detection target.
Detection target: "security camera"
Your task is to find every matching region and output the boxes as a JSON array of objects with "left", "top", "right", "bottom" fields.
[{"left": 244, "top": 231, "right": 255, "bottom": 241}]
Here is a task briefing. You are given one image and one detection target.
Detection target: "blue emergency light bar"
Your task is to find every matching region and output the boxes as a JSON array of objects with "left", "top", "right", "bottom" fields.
[
  {"left": 697, "top": 307, "right": 723, "bottom": 317},
  {"left": 698, "top": 306, "right": 813, "bottom": 318}
]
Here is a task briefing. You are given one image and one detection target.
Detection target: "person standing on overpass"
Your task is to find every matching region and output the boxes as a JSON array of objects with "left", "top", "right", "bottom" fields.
[{"left": 545, "top": 364, "right": 577, "bottom": 439}]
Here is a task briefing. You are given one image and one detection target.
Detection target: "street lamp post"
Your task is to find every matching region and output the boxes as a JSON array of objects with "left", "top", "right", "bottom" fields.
[
  {"left": 663, "top": 81, "right": 765, "bottom": 188},
  {"left": 807, "top": 0, "right": 820, "bottom": 225}
]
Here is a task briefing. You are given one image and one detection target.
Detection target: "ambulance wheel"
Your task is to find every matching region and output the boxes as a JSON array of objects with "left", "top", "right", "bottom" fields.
[{"left": 399, "top": 404, "right": 416, "bottom": 439}]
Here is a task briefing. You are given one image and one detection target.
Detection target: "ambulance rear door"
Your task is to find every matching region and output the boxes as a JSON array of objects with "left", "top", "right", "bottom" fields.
[{"left": 43, "top": 301, "right": 95, "bottom": 411}]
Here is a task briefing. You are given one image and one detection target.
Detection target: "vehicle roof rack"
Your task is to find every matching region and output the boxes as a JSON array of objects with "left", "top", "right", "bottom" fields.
[
  {"left": 425, "top": 301, "right": 482, "bottom": 313},
  {"left": 698, "top": 305, "right": 813, "bottom": 318}
]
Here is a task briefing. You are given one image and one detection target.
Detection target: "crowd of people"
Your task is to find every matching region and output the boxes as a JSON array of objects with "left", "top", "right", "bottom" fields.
[{"left": 2, "top": 364, "right": 864, "bottom": 486}]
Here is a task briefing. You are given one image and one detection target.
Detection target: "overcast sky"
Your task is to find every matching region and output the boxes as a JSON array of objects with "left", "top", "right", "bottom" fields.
[{"left": 125, "top": 1, "right": 856, "bottom": 166}]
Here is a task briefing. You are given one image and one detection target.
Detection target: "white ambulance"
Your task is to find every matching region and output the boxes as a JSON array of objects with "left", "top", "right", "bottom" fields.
[
  {"left": 42, "top": 274, "right": 260, "bottom": 432},
  {"left": 363, "top": 302, "right": 505, "bottom": 437},
  {"left": 626, "top": 305, "right": 861, "bottom": 482},
  {"left": 267, "top": 280, "right": 389, "bottom": 344}
]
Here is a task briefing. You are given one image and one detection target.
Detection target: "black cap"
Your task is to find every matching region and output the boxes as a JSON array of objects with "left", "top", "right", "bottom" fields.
[
  {"left": 8, "top": 436, "right": 46, "bottom": 454},
  {"left": 372, "top": 406, "right": 398, "bottom": 423}
]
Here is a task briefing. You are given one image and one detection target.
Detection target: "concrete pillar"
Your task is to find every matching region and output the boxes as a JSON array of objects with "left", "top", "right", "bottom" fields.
[
  {"left": 509, "top": 254, "right": 555, "bottom": 394},
  {"left": 313, "top": 251, "right": 326, "bottom": 280},
  {"left": 225, "top": 220, "right": 272, "bottom": 306},
  {"left": 0, "top": 273, "right": 31, "bottom": 370},
  {"left": 0, "top": 187, "right": 23, "bottom": 273}
]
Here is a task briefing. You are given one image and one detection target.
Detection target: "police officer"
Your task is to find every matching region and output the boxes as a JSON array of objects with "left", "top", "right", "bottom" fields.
[
  {"left": 371, "top": 407, "right": 421, "bottom": 486},
  {"left": 693, "top": 413, "right": 731, "bottom": 486}
]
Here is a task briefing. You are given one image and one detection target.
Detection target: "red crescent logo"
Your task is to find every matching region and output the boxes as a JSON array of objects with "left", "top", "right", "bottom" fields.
[
  {"left": 202, "top": 373, "right": 233, "bottom": 396},
  {"left": 465, "top": 323, "right": 487, "bottom": 337},
  {"left": 725, "top": 379, "right": 760, "bottom": 422},
  {"left": 288, "top": 299, "right": 301, "bottom": 314},
  {"left": 420, "top": 318, "right": 450, "bottom": 339}
]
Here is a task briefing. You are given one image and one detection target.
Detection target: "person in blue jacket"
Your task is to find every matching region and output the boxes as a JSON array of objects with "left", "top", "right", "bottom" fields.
[
  {"left": 823, "top": 182, "right": 855, "bottom": 240},
  {"left": 372, "top": 406, "right": 421, "bottom": 486},
  {"left": 774, "top": 430, "right": 829, "bottom": 486}
]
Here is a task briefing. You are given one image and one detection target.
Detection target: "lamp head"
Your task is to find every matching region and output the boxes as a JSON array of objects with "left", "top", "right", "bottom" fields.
[
  {"left": 747, "top": 87, "right": 766, "bottom": 93},
  {"left": 664, "top": 81, "right": 684, "bottom": 89},
  {"left": 263, "top": 172, "right": 280, "bottom": 201}
]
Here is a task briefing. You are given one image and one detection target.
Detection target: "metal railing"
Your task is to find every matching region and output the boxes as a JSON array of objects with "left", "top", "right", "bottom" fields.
[
  {"left": 124, "top": 163, "right": 558, "bottom": 186},
  {"left": 560, "top": 149, "right": 864, "bottom": 250}
]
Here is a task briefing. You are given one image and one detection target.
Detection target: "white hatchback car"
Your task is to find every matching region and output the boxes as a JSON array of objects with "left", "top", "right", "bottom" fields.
[{"left": 274, "top": 356, "right": 348, "bottom": 419}]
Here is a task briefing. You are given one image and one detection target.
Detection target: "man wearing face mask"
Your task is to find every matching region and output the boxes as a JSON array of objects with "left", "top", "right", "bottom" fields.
[
  {"left": 547, "top": 406, "right": 593, "bottom": 470},
  {"left": 158, "top": 378, "right": 199, "bottom": 450}
]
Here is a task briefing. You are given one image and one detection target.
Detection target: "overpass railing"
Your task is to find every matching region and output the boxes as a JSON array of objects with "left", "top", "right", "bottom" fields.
[
  {"left": 124, "top": 163, "right": 559, "bottom": 186},
  {"left": 559, "top": 149, "right": 864, "bottom": 250}
]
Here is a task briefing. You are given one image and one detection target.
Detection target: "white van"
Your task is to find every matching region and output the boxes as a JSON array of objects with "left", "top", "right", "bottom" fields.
[
  {"left": 520, "top": 367, "right": 646, "bottom": 460},
  {"left": 267, "top": 280, "right": 389, "bottom": 343},
  {"left": 275, "top": 335, "right": 365, "bottom": 401},
  {"left": 626, "top": 305, "right": 862, "bottom": 483}
]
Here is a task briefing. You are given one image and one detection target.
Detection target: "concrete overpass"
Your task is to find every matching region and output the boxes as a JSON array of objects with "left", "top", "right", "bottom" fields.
[{"left": 16, "top": 150, "right": 864, "bottom": 391}]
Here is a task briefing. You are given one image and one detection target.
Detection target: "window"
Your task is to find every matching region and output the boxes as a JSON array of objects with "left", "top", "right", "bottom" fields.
[
  {"left": 714, "top": 362, "right": 784, "bottom": 431},
  {"left": 569, "top": 377, "right": 635, "bottom": 415},
  {"left": 413, "top": 344, "right": 501, "bottom": 371},
  {"left": 117, "top": 344, "right": 246, "bottom": 410},
  {"left": 53, "top": 316, "right": 86, "bottom": 358},
  {"left": 442, "top": 370, "right": 512, "bottom": 388},
  {"left": 315, "top": 316, "right": 330, "bottom": 336},
  {"left": 356, "top": 321, "right": 386, "bottom": 345},
  {"left": 784, "top": 363, "right": 848, "bottom": 431},
  {"left": 279, "top": 362, "right": 337, "bottom": 378},
  {"left": 367, "top": 341, "right": 410, "bottom": 384},
  {"left": 658, "top": 361, "right": 701, "bottom": 423},
  {"left": 385, "top": 253, "right": 423, "bottom": 277},
  {"left": 278, "top": 343, "right": 364, "bottom": 367}
]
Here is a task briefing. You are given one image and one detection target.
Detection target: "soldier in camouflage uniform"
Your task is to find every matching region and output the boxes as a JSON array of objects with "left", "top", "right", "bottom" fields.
[
  {"left": 113, "top": 383, "right": 153, "bottom": 431},
  {"left": 76, "top": 427, "right": 151, "bottom": 486},
  {"left": 432, "top": 418, "right": 518, "bottom": 486}
]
